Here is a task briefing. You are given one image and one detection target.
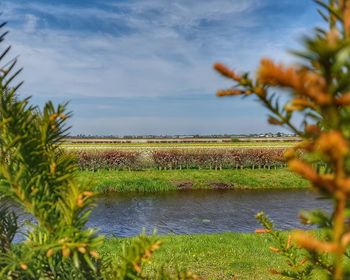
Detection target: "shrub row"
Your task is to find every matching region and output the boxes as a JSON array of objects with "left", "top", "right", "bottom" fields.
[
  {"left": 151, "top": 148, "right": 286, "bottom": 170},
  {"left": 72, "top": 148, "right": 287, "bottom": 171},
  {"left": 75, "top": 150, "right": 141, "bottom": 171}
]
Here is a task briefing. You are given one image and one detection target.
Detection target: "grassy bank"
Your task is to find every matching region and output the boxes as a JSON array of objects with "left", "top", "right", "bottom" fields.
[
  {"left": 78, "top": 168, "right": 308, "bottom": 192},
  {"left": 101, "top": 232, "right": 286, "bottom": 280}
]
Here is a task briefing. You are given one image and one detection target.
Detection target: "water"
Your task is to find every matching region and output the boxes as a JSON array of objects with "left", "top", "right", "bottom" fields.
[{"left": 86, "top": 189, "right": 332, "bottom": 237}]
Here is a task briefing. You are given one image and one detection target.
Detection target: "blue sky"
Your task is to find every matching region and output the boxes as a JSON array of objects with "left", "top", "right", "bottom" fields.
[{"left": 2, "top": 0, "right": 321, "bottom": 136}]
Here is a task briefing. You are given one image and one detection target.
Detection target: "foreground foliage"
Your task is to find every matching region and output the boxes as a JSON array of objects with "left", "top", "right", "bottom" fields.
[
  {"left": 0, "top": 22, "right": 195, "bottom": 279},
  {"left": 215, "top": 0, "right": 350, "bottom": 279},
  {"left": 0, "top": 22, "right": 102, "bottom": 278}
]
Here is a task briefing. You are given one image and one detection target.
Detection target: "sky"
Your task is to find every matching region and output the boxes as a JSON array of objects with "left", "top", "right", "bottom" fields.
[{"left": 1, "top": 0, "right": 322, "bottom": 136}]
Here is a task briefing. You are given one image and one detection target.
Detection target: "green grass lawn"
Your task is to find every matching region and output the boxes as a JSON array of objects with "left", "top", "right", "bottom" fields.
[
  {"left": 78, "top": 168, "right": 308, "bottom": 192},
  {"left": 101, "top": 233, "right": 288, "bottom": 280}
]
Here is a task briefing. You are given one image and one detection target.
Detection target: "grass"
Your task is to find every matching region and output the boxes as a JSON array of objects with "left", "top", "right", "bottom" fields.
[
  {"left": 78, "top": 168, "right": 308, "bottom": 192},
  {"left": 101, "top": 232, "right": 288, "bottom": 280}
]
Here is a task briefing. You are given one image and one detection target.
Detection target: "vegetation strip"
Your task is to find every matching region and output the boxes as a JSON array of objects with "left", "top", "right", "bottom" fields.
[
  {"left": 101, "top": 233, "right": 287, "bottom": 280},
  {"left": 78, "top": 169, "right": 308, "bottom": 193},
  {"left": 73, "top": 148, "right": 288, "bottom": 171},
  {"left": 62, "top": 141, "right": 296, "bottom": 148}
]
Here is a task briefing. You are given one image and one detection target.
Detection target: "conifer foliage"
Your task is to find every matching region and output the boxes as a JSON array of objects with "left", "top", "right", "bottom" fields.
[
  {"left": 0, "top": 21, "right": 185, "bottom": 280},
  {"left": 0, "top": 20, "right": 103, "bottom": 279},
  {"left": 215, "top": 0, "right": 350, "bottom": 279}
]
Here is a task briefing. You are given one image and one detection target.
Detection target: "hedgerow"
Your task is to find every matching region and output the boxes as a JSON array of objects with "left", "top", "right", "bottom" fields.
[{"left": 72, "top": 148, "right": 287, "bottom": 171}]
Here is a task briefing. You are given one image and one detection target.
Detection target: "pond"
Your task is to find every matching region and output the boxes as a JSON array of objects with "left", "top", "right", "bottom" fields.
[{"left": 86, "top": 189, "right": 332, "bottom": 237}]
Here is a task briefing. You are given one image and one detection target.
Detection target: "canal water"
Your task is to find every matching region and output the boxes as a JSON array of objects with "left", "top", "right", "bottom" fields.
[{"left": 86, "top": 189, "right": 332, "bottom": 237}]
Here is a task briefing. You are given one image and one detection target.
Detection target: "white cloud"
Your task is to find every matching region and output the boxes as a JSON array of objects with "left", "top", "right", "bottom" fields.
[
  {"left": 23, "top": 14, "right": 38, "bottom": 33},
  {"left": 3, "top": 1, "right": 260, "bottom": 30},
  {"left": 0, "top": 0, "right": 321, "bottom": 134},
  {"left": 2, "top": 2, "right": 124, "bottom": 22},
  {"left": 4, "top": 0, "right": 306, "bottom": 99},
  {"left": 111, "top": 0, "right": 262, "bottom": 29}
]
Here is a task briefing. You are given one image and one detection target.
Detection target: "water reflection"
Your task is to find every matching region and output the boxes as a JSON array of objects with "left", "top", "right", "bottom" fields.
[{"left": 87, "top": 189, "right": 332, "bottom": 237}]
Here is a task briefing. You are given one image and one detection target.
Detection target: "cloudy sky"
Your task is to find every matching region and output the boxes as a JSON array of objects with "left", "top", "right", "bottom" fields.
[{"left": 1, "top": 0, "right": 321, "bottom": 136}]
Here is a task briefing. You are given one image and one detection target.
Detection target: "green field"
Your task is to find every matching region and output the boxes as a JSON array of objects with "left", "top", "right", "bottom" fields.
[
  {"left": 63, "top": 141, "right": 295, "bottom": 150},
  {"left": 101, "top": 233, "right": 287, "bottom": 280},
  {"left": 78, "top": 168, "right": 308, "bottom": 193}
]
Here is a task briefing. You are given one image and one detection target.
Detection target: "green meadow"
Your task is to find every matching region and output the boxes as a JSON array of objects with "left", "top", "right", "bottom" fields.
[
  {"left": 78, "top": 168, "right": 308, "bottom": 193},
  {"left": 101, "top": 232, "right": 287, "bottom": 280}
]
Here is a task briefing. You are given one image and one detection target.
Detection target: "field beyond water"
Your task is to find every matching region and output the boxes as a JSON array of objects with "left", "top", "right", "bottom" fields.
[
  {"left": 78, "top": 168, "right": 308, "bottom": 192},
  {"left": 71, "top": 140, "right": 308, "bottom": 192}
]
